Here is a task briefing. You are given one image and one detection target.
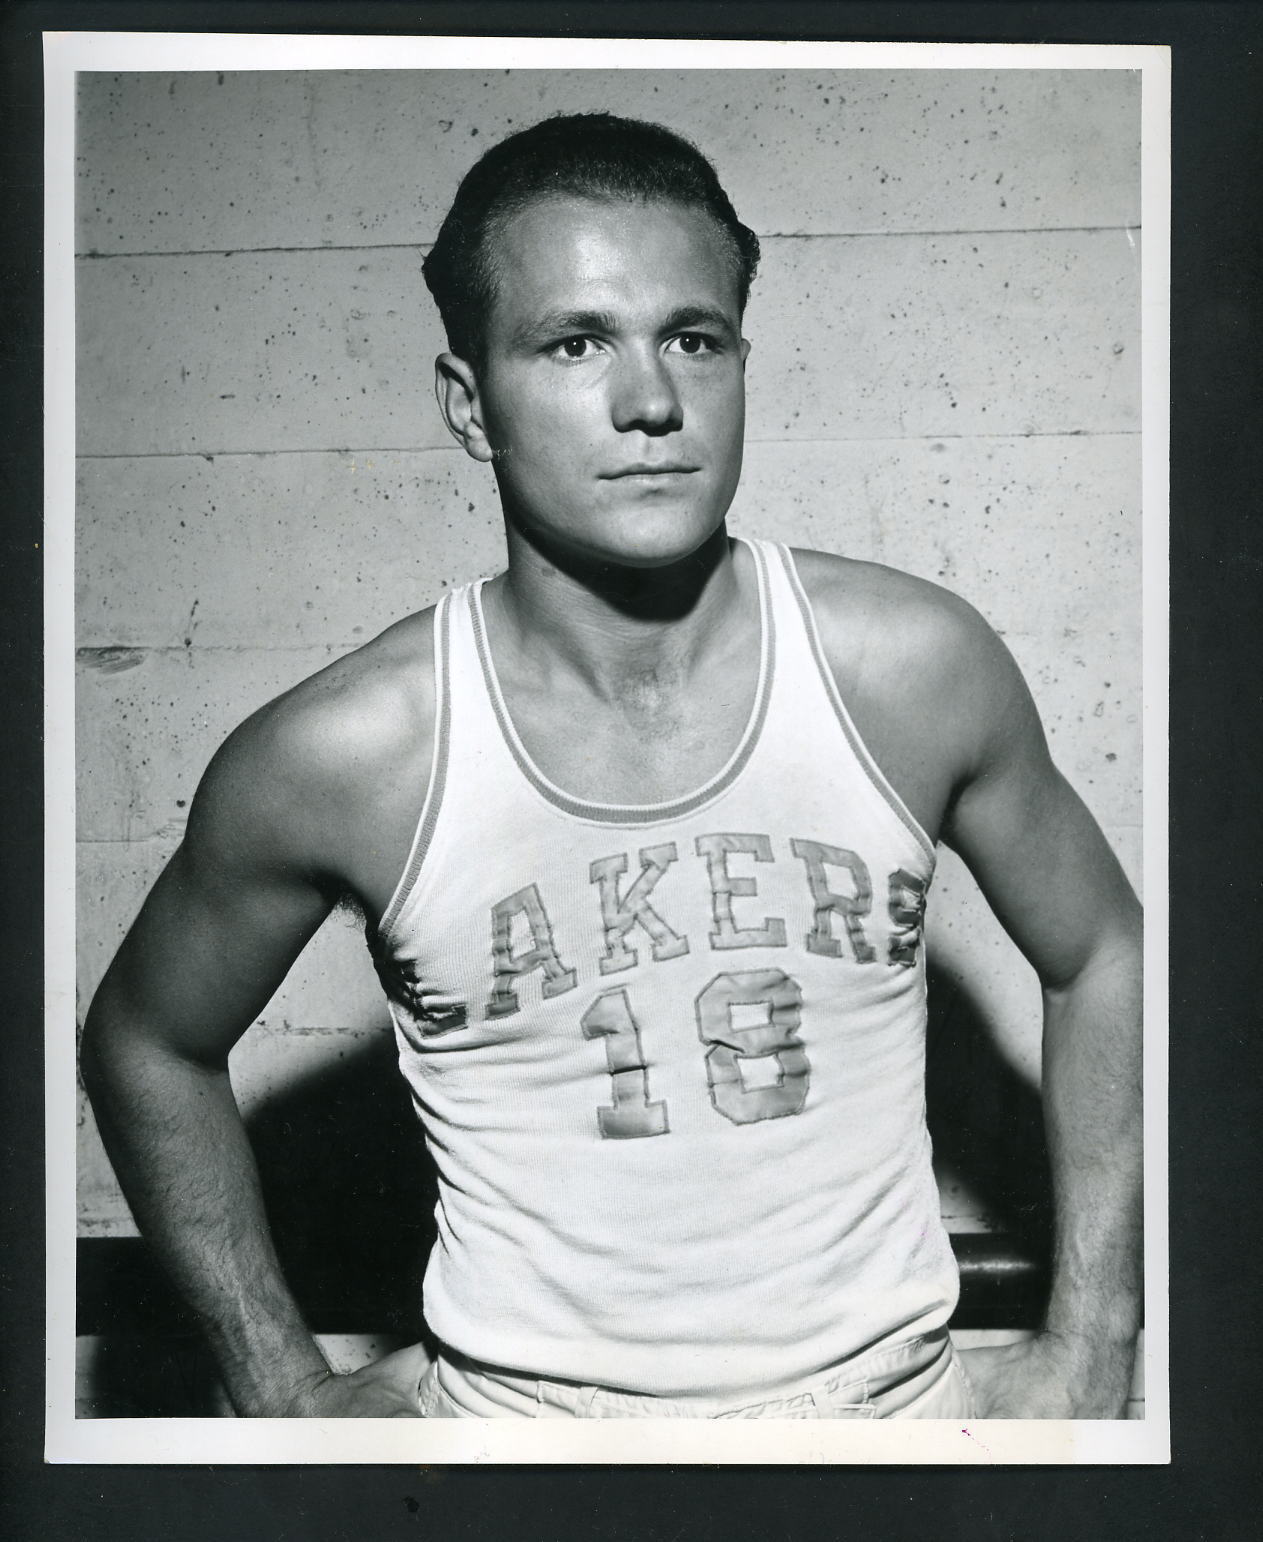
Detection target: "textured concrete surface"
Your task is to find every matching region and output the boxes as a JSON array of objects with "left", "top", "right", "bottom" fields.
[
  {"left": 77, "top": 434, "right": 1135, "bottom": 647},
  {"left": 76, "top": 647, "right": 339, "bottom": 841},
  {"left": 77, "top": 229, "right": 1137, "bottom": 456},
  {"left": 732, "top": 433, "right": 1142, "bottom": 636},
  {"left": 77, "top": 247, "right": 443, "bottom": 457},
  {"left": 742, "top": 229, "right": 1139, "bottom": 441},
  {"left": 76, "top": 70, "right": 1139, "bottom": 254},
  {"left": 76, "top": 450, "right": 502, "bottom": 647},
  {"left": 75, "top": 68, "right": 1143, "bottom": 1248}
]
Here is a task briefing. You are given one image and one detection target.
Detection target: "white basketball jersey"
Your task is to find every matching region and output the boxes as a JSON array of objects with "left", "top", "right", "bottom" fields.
[{"left": 371, "top": 538, "right": 958, "bottom": 1398}]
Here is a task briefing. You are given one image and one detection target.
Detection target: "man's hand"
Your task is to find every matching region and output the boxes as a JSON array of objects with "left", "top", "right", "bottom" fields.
[
  {"left": 282, "top": 1342, "right": 433, "bottom": 1418},
  {"left": 958, "top": 1332, "right": 1136, "bottom": 1419}
]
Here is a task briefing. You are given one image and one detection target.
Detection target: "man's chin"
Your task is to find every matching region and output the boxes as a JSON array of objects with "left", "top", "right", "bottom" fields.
[
  {"left": 587, "top": 524, "right": 728, "bottom": 573},
  {"left": 611, "top": 495, "right": 739, "bottom": 560},
  {"left": 512, "top": 508, "right": 731, "bottom": 574}
]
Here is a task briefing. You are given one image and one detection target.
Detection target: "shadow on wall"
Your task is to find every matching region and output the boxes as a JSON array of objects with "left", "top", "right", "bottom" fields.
[
  {"left": 78, "top": 1025, "right": 436, "bottom": 1417},
  {"left": 78, "top": 964, "right": 1054, "bottom": 1415},
  {"left": 247, "top": 1026, "right": 436, "bottom": 1342},
  {"left": 925, "top": 956, "right": 1053, "bottom": 1261}
]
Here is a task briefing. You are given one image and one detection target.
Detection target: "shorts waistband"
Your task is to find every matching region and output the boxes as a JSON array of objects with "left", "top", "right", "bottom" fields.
[{"left": 430, "top": 1329, "right": 955, "bottom": 1419}]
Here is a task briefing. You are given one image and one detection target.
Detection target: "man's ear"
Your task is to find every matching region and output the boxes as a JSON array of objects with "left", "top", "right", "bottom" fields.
[
  {"left": 740, "top": 337, "right": 752, "bottom": 368},
  {"left": 435, "top": 352, "right": 495, "bottom": 463}
]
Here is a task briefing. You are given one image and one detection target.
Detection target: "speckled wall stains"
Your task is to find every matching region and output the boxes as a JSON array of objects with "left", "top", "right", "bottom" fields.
[
  {"left": 78, "top": 232, "right": 1139, "bottom": 456},
  {"left": 76, "top": 70, "right": 1141, "bottom": 1242},
  {"left": 77, "top": 71, "right": 1139, "bottom": 252}
]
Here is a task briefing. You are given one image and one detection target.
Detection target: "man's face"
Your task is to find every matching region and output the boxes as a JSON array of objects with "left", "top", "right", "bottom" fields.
[{"left": 465, "top": 195, "right": 750, "bottom": 569}]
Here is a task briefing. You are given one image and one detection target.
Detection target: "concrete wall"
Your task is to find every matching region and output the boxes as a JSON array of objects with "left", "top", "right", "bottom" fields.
[{"left": 76, "top": 69, "right": 1141, "bottom": 1247}]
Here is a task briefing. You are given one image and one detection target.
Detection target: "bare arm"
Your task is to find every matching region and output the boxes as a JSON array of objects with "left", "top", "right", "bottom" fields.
[
  {"left": 791, "top": 551, "right": 1142, "bottom": 1414},
  {"left": 80, "top": 687, "right": 429, "bottom": 1417},
  {"left": 941, "top": 620, "right": 1143, "bottom": 1417}
]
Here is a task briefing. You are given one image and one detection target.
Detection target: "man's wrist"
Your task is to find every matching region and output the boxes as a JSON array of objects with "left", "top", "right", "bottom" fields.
[
  {"left": 270, "top": 1366, "right": 341, "bottom": 1418},
  {"left": 209, "top": 1327, "right": 333, "bottom": 1418},
  {"left": 1036, "top": 1321, "right": 1139, "bottom": 1412},
  {"left": 229, "top": 1364, "right": 333, "bottom": 1418}
]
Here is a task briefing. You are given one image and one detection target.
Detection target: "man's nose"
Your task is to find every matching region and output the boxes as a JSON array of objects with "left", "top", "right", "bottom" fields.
[{"left": 610, "top": 348, "right": 684, "bottom": 434}]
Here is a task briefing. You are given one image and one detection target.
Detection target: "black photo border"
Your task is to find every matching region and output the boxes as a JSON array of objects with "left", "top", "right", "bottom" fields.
[{"left": 4, "top": 0, "right": 1261, "bottom": 1536}]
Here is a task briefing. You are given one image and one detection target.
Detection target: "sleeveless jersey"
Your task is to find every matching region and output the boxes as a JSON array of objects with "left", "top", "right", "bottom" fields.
[{"left": 370, "top": 538, "right": 958, "bottom": 1398}]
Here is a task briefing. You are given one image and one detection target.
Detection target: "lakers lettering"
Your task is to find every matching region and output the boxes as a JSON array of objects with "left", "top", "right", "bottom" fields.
[{"left": 484, "top": 833, "right": 927, "bottom": 1020}]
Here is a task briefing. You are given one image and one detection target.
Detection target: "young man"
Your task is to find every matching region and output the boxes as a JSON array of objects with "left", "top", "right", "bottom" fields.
[{"left": 81, "top": 114, "right": 1142, "bottom": 1420}]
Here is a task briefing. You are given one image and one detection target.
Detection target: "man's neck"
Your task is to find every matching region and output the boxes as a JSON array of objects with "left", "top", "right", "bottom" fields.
[{"left": 487, "top": 523, "right": 749, "bottom": 705}]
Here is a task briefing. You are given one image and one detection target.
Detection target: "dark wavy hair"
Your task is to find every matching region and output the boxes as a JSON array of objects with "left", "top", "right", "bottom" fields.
[{"left": 422, "top": 112, "right": 761, "bottom": 369}]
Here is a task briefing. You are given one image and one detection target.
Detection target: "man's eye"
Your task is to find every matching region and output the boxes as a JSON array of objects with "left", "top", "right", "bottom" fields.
[
  {"left": 556, "top": 336, "right": 596, "bottom": 360},
  {"left": 669, "top": 333, "right": 717, "bottom": 356}
]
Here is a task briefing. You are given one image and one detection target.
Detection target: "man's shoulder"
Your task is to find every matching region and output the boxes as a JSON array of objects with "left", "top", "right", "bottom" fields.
[
  {"left": 784, "top": 545, "right": 1026, "bottom": 784},
  {"left": 189, "top": 606, "right": 440, "bottom": 876},
  {"left": 240, "top": 606, "right": 438, "bottom": 780},
  {"left": 787, "top": 545, "right": 997, "bottom": 667}
]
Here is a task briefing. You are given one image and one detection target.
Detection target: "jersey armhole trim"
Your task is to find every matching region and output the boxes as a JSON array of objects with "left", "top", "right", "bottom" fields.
[
  {"left": 375, "top": 591, "right": 453, "bottom": 946},
  {"left": 778, "top": 545, "right": 937, "bottom": 870}
]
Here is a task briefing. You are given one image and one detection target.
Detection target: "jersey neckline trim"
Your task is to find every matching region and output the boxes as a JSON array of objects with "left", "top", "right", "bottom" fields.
[
  {"left": 778, "top": 546, "right": 936, "bottom": 867},
  {"left": 469, "top": 537, "right": 776, "bottom": 828}
]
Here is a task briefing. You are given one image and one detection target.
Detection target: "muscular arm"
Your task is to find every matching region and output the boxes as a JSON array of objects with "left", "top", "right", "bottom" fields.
[
  {"left": 802, "top": 550, "right": 1142, "bottom": 1416},
  {"left": 940, "top": 616, "right": 1143, "bottom": 1417},
  {"left": 80, "top": 654, "right": 434, "bottom": 1417}
]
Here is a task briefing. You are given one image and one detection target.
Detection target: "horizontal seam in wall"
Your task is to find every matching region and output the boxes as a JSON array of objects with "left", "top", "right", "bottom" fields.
[
  {"left": 73, "top": 634, "right": 1142, "bottom": 661},
  {"left": 75, "top": 645, "right": 363, "bottom": 659},
  {"left": 77, "top": 243, "right": 432, "bottom": 260},
  {"left": 751, "top": 226, "right": 1140, "bottom": 240},
  {"left": 76, "top": 447, "right": 460, "bottom": 460},
  {"left": 76, "top": 836, "right": 183, "bottom": 846},
  {"left": 73, "top": 224, "right": 1142, "bottom": 260},
  {"left": 75, "top": 430, "right": 1141, "bottom": 463},
  {"left": 744, "top": 430, "right": 1141, "bottom": 444}
]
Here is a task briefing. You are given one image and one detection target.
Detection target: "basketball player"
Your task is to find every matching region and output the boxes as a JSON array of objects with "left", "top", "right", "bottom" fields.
[{"left": 80, "top": 115, "right": 1142, "bottom": 1420}]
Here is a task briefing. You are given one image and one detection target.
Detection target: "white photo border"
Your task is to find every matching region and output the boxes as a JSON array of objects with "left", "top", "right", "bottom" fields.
[{"left": 44, "top": 30, "right": 1171, "bottom": 1466}]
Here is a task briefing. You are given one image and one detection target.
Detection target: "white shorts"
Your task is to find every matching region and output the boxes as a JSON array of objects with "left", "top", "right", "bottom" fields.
[{"left": 417, "top": 1328, "right": 975, "bottom": 1420}]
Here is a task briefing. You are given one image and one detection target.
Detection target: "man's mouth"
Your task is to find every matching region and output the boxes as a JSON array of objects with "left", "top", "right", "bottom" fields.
[{"left": 602, "top": 465, "right": 700, "bottom": 479}]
